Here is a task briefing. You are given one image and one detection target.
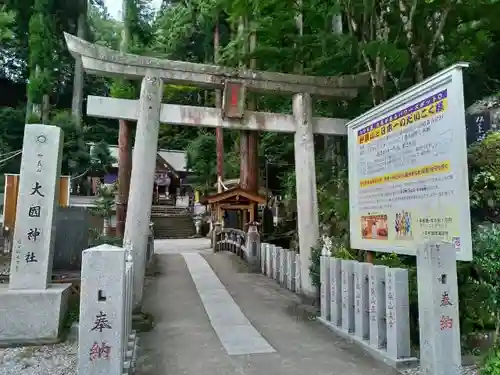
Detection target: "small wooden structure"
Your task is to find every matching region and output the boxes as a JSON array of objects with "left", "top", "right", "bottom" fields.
[{"left": 200, "top": 186, "right": 265, "bottom": 229}]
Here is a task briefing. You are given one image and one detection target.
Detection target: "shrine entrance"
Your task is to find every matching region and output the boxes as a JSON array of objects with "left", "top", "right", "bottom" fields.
[{"left": 64, "top": 32, "right": 369, "bottom": 302}]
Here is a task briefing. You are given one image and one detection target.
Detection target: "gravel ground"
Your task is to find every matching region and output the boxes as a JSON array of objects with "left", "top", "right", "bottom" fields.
[
  {"left": 0, "top": 337, "right": 480, "bottom": 375},
  {"left": 399, "top": 364, "right": 478, "bottom": 375},
  {"left": 0, "top": 341, "right": 77, "bottom": 375}
]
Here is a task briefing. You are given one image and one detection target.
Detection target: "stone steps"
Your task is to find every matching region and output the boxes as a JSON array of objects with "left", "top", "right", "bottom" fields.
[
  {"left": 151, "top": 205, "right": 191, "bottom": 216},
  {"left": 151, "top": 215, "right": 196, "bottom": 239}
]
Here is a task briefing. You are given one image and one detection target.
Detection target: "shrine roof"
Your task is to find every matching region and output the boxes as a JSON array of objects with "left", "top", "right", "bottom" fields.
[{"left": 200, "top": 186, "right": 265, "bottom": 205}]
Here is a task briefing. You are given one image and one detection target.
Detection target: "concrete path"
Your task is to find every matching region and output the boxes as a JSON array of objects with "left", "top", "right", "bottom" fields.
[
  {"left": 154, "top": 238, "right": 211, "bottom": 254},
  {"left": 136, "top": 240, "right": 398, "bottom": 375}
]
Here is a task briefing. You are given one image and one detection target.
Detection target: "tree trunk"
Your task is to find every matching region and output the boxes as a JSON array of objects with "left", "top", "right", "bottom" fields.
[
  {"left": 27, "top": 65, "right": 41, "bottom": 122},
  {"left": 116, "top": 0, "right": 133, "bottom": 238},
  {"left": 238, "top": 16, "right": 249, "bottom": 190},
  {"left": 214, "top": 19, "right": 224, "bottom": 193},
  {"left": 41, "top": 93, "right": 50, "bottom": 124},
  {"left": 246, "top": 22, "right": 259, "bottom": 195},
  {"left": 71, "top": 0, "right": 87, "bottom": 128},
  {"left": 326, "top": 8, "right": 344, "bottom": 176}
]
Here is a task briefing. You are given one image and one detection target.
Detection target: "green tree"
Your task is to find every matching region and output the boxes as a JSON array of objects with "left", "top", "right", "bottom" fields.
[
  {"left": 50, "top": 110, "right": 91, "bottom": 176},
  {"left": 90, "top": 140, "right": 116, "bottom": 175},
  {"left": 0, "top": 5, "right": 15, "bottom": 42}
]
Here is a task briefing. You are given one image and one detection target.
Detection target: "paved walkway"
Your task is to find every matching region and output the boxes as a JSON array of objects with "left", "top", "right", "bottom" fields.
[{"left": 136, "top": 239, "right": 397, "bottom": 375}]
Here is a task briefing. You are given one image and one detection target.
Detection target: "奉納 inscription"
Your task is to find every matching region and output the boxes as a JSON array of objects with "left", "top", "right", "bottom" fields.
[{"left": 91, "top": 311, "right": 112, "bottom": 332}]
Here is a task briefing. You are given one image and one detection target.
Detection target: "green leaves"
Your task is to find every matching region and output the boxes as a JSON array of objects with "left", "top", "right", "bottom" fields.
[
  {"left": 472, "top": 226, "right": 500, "bottom": 347},
  {"left": 0, "top": 5, "right": 15, "bottom": 42}
]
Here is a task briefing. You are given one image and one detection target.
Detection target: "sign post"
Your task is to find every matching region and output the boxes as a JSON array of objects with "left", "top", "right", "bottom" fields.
[{"left": 346, "top": 63, "right": 472, "bottom": 374}]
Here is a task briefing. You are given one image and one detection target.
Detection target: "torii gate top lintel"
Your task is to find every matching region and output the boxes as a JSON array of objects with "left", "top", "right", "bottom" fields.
[{"left": 64, "top": 32, "right": 369, "bottom": 98}]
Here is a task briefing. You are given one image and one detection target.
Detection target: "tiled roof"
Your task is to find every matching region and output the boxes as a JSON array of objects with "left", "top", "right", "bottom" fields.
[{"left": 89, "top": 143, "right": 187, "bottom": 172}]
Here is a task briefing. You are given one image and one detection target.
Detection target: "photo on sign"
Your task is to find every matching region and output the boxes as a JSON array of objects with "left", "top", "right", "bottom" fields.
[
  {"left": 361, "top": 214, "right": 388, "bottom": 240},
  {"left": 394, "top": 210, "right": 413, "bottom": 240}
]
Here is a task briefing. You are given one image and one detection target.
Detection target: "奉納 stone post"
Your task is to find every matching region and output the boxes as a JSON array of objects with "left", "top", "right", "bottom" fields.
[
  {"left": 78, "top": 244, "right": 127, "bottom": 375},
  {"left": 417, "top": 242, "right": 461, "bottom": 375},
  {"left": 123, "top": 76, "right": 164, "bottom": 310}
]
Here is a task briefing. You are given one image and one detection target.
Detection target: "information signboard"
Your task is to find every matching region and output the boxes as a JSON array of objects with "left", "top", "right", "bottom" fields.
[{"left": 347, "top": 63, "right": 473, "bottom": 260}]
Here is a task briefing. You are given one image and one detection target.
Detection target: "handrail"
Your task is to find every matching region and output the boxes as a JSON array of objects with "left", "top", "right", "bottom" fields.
[{"left": 214, "top": 227, "right": 247, "bottom": 259}]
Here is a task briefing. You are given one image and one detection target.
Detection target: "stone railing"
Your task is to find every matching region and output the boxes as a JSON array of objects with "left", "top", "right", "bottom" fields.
[
  {"left": 317, "top": 250, "right": 417, "bottom": 368},
  {"left": 259, "top": 243, "right": 302, "bottom": 294},
  {"left": 214, "top": 224, "right": 262, "bottom": 270},
  {"left": 214, "top": 228, "right": 248, "bottom": 258},
  {"left": 78, "top": 244, "right": 139, "bottom": 375}
]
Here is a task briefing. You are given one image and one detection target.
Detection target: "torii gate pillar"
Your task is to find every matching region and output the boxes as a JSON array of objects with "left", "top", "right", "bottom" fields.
[
  {"left": 124, "top": 76, "right": 163, "bottom": 310},
  {"left": 293, "top": 93, "right": 319, "bottom": 295}
]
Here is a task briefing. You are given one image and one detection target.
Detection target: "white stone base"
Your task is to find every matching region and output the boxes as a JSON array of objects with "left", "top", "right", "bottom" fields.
[
  {"left": 317, "top": 317, "right": 418, "bottom": 370},
  {"left": 0, "top": 283, "right": 72, "bottom": 346}
]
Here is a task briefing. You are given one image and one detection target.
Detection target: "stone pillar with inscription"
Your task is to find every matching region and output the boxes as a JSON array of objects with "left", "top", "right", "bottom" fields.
[
  {"left": 123, "top": 76, "right": 163, "bottom": 311},
  {"left": 417, "top": 242, "right": 461, "bottom": 375},
  {"left": 260, "top": 243, "right": 267, "bottom": 274},
  {"left": 274, "top": 246, "right": 280, "bottom": 281},
  {"left": 295, "top": 252, "right": 301, "bottom": 293},
  {"left": 0, "top": 124, "right": 71, "bottom": 345},
  {"left": 286, "top": 249, "right": 294, "bottom": 290},
  {"left": 266, "top": 244, "right": 273, "bottom": 277},
  {"left": 320, "top": 254, "right": 331, "bottom": 321},
  {"left": 279, "top": 248, "right": 286, "bottom": 285},
  {"left": 341, "top": 260, "right": 355, "bottom": 333},
  {"left": 369, "top": 265, "right": 387, "bottom": 349},
  {"left": 354, "top": 262, "right": 370, "bottom": 340},
  {"left": 78, "top": 244, "right": 127, "bottom": 375},
  {"left": 329, "top": 258, "right": 342, "bottom": 326},
  {"left": 10, "top": 125, "right": 63, "bottom": 289},
  {"left": 289, "top": 250, "right": 300, "bottom": 292},
  {"left": 385, "top": 267, "right": 411, "bottom": 359}
]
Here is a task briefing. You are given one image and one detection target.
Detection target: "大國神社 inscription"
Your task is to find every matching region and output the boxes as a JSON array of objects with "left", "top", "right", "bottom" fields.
[{"left": 9, "top": 125, "right": 63, "bottom": 290}]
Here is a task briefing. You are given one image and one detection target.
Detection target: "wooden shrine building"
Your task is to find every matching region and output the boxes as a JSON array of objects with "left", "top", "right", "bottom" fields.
[{"left": 200, "top": 186, "right": 265, "bottom": 229}]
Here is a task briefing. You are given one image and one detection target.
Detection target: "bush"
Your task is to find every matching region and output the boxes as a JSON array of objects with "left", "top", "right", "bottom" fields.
[
  {"left": 472, "top": 226, "right": 500, "bottom": 346},
  {"left": 469, "top": 132, "right": 500, "bottom": 223},
  {"left": 481, "top": 348, "right": 500, "bottom": 375}
]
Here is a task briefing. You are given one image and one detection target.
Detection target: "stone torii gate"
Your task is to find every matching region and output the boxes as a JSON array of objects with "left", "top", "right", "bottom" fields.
[{"left": 64, "top": 32, "right": 368, "bottom": 305}]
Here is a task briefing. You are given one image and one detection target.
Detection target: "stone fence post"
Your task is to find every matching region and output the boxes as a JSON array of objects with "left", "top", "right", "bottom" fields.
[
  {"left": 245, "top": 222, "right": 261, "bottom": 271},
  {"left": 212, "top": 222, "right": 222, "bottom": 252},
  {"left": 317, "top": 256, "right": 416, "bottom": 368}
]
